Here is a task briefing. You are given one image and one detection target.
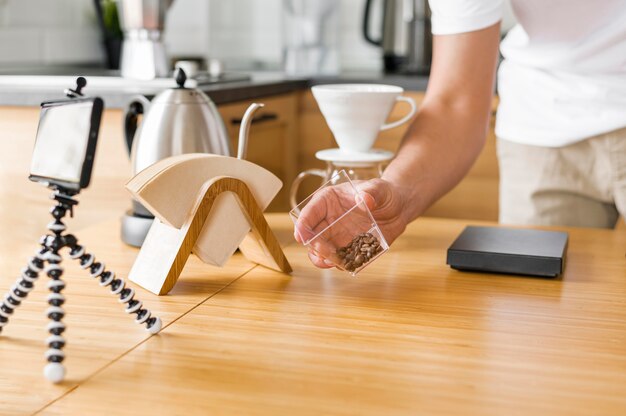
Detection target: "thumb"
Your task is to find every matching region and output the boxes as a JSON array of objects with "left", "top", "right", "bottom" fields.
[{"left": 356, "top": 179, "right": 392, "bottom": 213}]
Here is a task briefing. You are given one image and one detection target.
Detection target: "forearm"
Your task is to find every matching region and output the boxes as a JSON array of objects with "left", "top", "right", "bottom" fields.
[
  {"left": 382, "top": 23, "right": 500, "bottom": 223},
  {"left": 383, "top": 93, "right": 493, "bottom": 220}
]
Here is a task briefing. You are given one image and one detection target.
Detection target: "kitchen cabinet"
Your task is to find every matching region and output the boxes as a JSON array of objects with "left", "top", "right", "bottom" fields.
[
  {"left": 217, "top": 93, "right": 298, "bottom": 212},
  {"left": 297, "top": 91, "right": 500, "bottom": 221}
]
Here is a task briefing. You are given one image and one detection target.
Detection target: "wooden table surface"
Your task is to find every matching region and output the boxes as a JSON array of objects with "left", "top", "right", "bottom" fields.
[
  {"left": 0, "top": 213, "right": 625, "bottom": 415},
  {"left": 1, "top": 107, "right": 626, "bottom": 415}
]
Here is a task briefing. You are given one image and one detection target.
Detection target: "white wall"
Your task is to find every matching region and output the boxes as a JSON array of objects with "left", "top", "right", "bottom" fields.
[
  {"left": 0, "top": 0, "right": 517, "bottom": 71},
  {"left": 165, "top": 0, "right": 517, "bottom": 72},
  {"left": 0, "top": 0, "right": 388, "bottom": 71},
  {"left": 0, "top": 0, "right": 101, "bottom": 65},
  {"left": 164, "top": 0, "right": 383, "bottom": 72},
  {"left": 164, "top": 0, "right": 211, "bottom": 59}
]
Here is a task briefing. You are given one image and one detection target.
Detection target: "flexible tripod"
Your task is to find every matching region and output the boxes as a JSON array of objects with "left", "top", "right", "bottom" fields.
[{"left": 0, "top": 187, "right": 161, "bottom": 383}]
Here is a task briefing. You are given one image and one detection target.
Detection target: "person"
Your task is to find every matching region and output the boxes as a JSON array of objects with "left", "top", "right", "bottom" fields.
[{"left": 299, "top": 0, "right": 626, "bottom": 269}]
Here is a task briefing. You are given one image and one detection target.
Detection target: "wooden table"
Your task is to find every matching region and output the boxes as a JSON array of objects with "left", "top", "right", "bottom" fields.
[
  {"left": 1, "top": 212, "right": 625, "bottom": 415},
  {"left": 1, "top": 106, "right": 626, "bottom": 414}
]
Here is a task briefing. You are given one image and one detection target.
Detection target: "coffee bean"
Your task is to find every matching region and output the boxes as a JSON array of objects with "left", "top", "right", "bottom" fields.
[{"left": 335, "top": 232, "right": 383, "bottom": 273}]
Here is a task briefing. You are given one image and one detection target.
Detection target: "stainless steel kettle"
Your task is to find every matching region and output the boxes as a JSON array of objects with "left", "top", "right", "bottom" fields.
[
  {"left": 363, "top": 0, "right": 432, "bottom": 74},
  {"left": 121, "top": 68, "right": 232, "bottom": 246}
]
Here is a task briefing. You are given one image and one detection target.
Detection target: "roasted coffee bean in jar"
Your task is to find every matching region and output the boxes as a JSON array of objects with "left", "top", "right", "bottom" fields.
[{"left": 336, "top": 232, "right": 383, "bottom": 272}]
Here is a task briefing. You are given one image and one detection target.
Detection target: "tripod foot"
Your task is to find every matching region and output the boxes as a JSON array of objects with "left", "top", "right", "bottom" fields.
[
  {"left": 44, "top": 362, "right": 65, "bottom": 383},
  {"left": 0, "top": 251, "right": 46, "bottom": 335},
  {"left": 147, "top": 316, "right": 162, "bottom": 334},
  {"left": 69, "top": 243, "right": 163, "bottom": 335}
]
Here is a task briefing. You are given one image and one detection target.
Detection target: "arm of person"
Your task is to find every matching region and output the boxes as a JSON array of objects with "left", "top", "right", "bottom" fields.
[
  {"left": 302, "top": 22, "right": 501, "bottom": 268},
  {"left": 383, "top": 22, "right": 501, "bottom": 225}
]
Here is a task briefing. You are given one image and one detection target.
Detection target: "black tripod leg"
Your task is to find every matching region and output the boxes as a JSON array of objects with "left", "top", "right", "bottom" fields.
[
  {"left": 0, "top": 248, "right": 47, "bottom": 334},
  {"left": 43, "top": 250, "right": 67, "bottom": 383},
  {"left": 67, "top": 239, "right": 162, "bottom": 334}
]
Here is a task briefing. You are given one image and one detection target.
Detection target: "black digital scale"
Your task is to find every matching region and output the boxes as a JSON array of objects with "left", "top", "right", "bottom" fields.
[{"left": 447, "top": 226, "right": 568, "bottom": 277}]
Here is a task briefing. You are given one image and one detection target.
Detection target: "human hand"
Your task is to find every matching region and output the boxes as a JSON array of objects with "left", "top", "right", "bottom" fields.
[{"left": 293, "top": 178, "right": 409, "bottom": 269}]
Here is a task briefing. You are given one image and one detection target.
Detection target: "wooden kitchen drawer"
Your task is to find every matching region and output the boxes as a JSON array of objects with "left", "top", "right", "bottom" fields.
[{"left": 218, "top": 93, "right": 298, "bottom": 212}]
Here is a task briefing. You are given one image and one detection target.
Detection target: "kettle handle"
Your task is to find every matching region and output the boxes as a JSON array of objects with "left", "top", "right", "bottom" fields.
[
  {"left": 123, "top": 95, "right": 151, "bottom": 155},
  {"left": 363, "top": 0, "right": 383, "bottom": 46}
]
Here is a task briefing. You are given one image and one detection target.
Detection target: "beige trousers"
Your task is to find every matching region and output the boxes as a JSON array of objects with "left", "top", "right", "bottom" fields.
[{"left": 497, "top": 127, "right": 626, "bottom": 229}]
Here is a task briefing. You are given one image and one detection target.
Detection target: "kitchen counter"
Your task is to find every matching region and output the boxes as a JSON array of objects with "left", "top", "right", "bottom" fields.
[
  {"left": 0, "top": 67, "right": 429, "bottom": 108},
  {"left": 1, "top": 108, "right": 626, "bottom": 415}
]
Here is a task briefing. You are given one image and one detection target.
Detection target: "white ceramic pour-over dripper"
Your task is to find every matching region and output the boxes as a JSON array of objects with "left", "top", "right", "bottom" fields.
[{"left": 311, "top": 84, "right": 417, "bottom": 153}]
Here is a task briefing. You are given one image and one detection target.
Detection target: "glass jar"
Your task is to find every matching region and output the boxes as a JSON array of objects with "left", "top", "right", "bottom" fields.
[{"left": 290, "top": 170, "right": 389, "bottom": 275}]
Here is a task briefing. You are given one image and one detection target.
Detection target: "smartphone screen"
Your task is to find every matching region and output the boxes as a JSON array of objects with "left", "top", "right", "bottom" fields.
[{"left": 30, "top": 100, "right": 96, "bottom": 187}]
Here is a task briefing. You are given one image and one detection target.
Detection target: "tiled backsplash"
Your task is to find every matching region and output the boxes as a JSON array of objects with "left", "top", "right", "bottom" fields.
[
  {"left": 0, "top": 0, "right": 515, "bottom": 72},
  {"left": 0, "top": 0, "right": 390, "bottom": 71},
  {"left": 192, "top": 0, "right": 384, "bottom": 71},
  {"left": 0, "top": 0, "right": 101, "bottom": 65},
  {"left": 162, "top": 0, "right": 385, "bottom": 72}
]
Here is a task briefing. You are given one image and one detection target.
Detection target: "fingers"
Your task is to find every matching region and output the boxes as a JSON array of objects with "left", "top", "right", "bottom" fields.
[
  {"left": 293, "top": 180, "right": 397, "bottom": 268},
  {"left": 294, "top": 184, "right": 354, "bottom": 243},
  {"left": 356, "top": 179, "right": 393, "bottom": 214},
  {"left": 292, "top": 178, "right": 403, "bottom": 268},
  {"left": 308, "top": 251, "right": 334, "bottom": 269},
  {"left": 293, "top": 229, "right": 302, "bottom": 244},
  {"left": 293, "top": 179, "right": 387, "bottom": 246},
  {"left": 358, "top": 191, "right": 376, "bottom": 212},
  {"left": 294, "top": 188, "right": 332, "bottom": 243}
]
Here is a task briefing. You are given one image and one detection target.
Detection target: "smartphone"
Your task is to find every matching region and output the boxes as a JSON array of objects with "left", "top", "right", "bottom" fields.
[{"left": 29, "top": 96, "right": 104, "bottom": 191}]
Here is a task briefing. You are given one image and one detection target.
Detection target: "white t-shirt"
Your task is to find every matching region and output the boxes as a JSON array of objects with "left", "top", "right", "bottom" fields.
[{"left": 429, "top": 0, "right": 626, "bottom": 147}]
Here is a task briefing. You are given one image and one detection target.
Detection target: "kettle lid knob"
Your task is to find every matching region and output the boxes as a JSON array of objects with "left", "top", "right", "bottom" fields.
[{"left": 175, "top": 68, "right": 187, "bottom": 88}]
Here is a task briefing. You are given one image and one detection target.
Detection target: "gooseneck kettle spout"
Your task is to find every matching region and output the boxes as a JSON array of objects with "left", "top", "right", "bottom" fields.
[{"left": 237, "top": 103, "right": 265, "bottom": 160}]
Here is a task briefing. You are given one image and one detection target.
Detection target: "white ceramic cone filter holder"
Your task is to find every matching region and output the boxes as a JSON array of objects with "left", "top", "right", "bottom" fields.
[{"left": 311, "top": 83, "right": 417, "bottom": 154}]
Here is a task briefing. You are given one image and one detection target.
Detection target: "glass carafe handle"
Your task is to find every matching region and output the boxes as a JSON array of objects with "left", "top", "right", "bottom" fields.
[{"left": 290, "top": 169, "right": 327, "bottom": 211}]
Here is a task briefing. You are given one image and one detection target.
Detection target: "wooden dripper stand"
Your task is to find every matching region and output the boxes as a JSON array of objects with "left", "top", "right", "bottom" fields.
[{"left": 127, "top": 103, "right": 292, "bottom": 295}]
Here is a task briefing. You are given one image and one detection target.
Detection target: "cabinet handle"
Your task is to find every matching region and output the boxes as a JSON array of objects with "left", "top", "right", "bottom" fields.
[{"left": 231, "top": 113, "right": 278, "bottom": 125}]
